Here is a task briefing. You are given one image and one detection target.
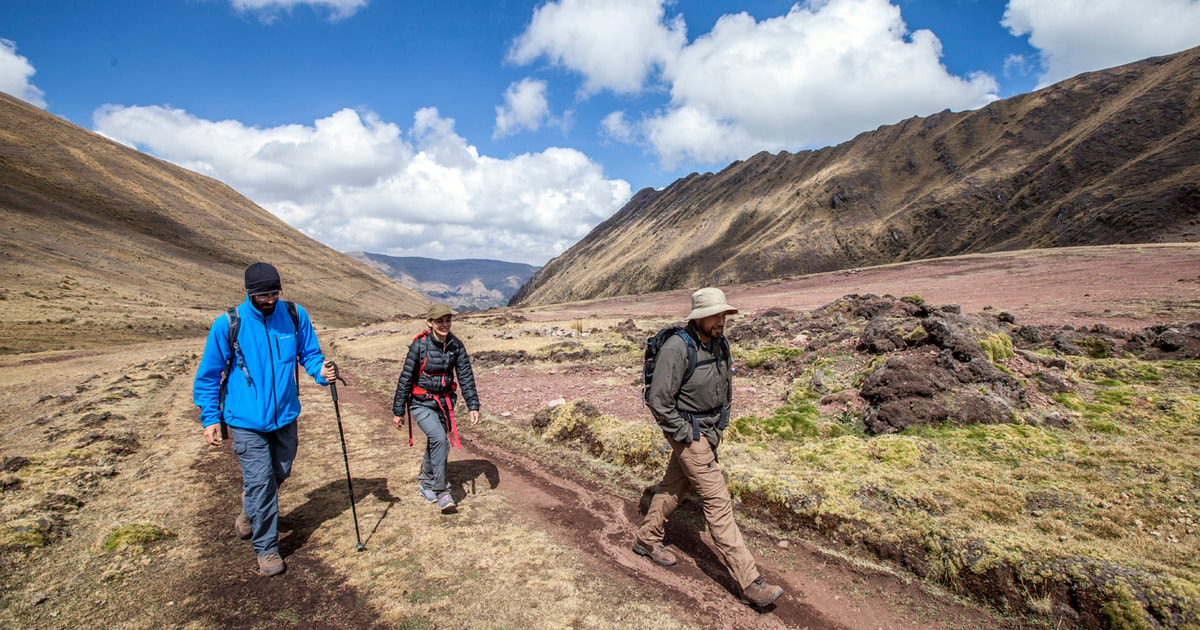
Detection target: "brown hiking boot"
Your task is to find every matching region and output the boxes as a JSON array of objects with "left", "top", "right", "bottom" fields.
[
  {"left": 257, "top": 552, "right": 285, "bottom": 577},
  {"left": 742, "top": 577, "right": 783, "bottom": 607},
  {"left": 632, "top": 540, "right": 677, "bottom": 566},
  {"left": 235, "top": 512, "right": 252, "bottom": 540}
]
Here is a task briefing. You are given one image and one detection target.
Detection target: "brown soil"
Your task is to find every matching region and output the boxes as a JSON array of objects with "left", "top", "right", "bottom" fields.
[
  {"left": 3, "top": 245, "right": 1197, "bottom": 629},
  {"left": 331, "top": 378, "right": 1011, "bottom": 630}
]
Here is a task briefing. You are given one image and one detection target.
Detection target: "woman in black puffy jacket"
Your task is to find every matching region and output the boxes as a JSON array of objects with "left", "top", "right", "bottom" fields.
[{"left": 392, "top": 304, "right": 480, "bottom": 512}]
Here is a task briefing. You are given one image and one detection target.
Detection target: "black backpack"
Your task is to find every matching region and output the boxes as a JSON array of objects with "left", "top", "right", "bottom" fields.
[{"left": 217, "top": 301, "right": 301, "bottom": 437}]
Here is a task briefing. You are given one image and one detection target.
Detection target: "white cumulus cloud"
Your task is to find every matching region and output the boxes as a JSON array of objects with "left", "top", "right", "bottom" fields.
[
  {"left": 647, "top": 0, "right": 999, "bottom": 166},
  {"left": 508, "top": 0, "right": 687, "bottom": 96},
  {"left": 1003, "top": 0, "right": 1200, "bottom": 87},
  {"left": 0, "top": 39, "right": 47, "bottom": 108},
  {"left": 494, "top": 78, "right": 552, "bottom": 139},
  {"left": 600, "top": 111, "right": 635, "bottom": 144},
  {"left": 511, "top": 0, "right": 998, "bottom": 169},
  {"left": 94, "top": 105, "right": 630, "bottom": 265},
  {"left": 230, "top": 0, "right": 367, "bottom": 21}
]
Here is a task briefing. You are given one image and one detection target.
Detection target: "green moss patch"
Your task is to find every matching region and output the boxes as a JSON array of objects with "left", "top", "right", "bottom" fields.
[
  {"left": 979, "top": 333, "right": 1015, "bottom": 362},
  {"left": 101, "top": 523, "right": 176, "bottom": 553},
  {"left": 743, "top": 346, "right": 806, "bottom": 369},
  {"left": 533, "top": 399, "right": 667, "bottom": 473},
  {"left": 0, "top": 517, "right": 60, "bottom": 551}
]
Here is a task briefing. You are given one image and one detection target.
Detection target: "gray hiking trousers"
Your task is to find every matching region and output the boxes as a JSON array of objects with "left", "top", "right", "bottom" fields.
[
  {"left": 412, "top": 405, "right": 451, "bottom": 497},
  {"left": 229, "top": 422, "right": 298, "bottom": 556}
]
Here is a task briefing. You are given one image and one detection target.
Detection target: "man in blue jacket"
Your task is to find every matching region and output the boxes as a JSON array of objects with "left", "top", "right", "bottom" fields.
[{"left": 193, "top": 262, "right": 337, "bottom": 577}]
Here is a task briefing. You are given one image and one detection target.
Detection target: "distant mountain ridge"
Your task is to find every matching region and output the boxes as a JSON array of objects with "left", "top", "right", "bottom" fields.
[
  {"left": 349, "top": 252, "right": 538, "bottom": 312},
  {"left": 512, "top": 45, "right": 1200, "bottom": 306}
]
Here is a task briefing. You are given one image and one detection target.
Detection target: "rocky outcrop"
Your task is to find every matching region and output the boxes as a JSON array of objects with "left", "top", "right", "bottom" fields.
[{"left": 729, "top": 293, "right": 1199, "bottom": 435}]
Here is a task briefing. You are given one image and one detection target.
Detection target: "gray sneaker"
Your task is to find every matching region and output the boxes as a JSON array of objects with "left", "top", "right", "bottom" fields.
[
  {"left": 257, "top": 552, "right": 285, "bottom": 577},
  {"left": 418, "top": 485, "right": 437, "bottom": 502},
  {"left": 437, "top": 493, "right": 456, "bottom": 512}
]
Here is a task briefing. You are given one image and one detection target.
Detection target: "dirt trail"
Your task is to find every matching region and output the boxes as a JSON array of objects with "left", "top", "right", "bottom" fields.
[
  {"left": 14, "top": 245, "right": 1193, "bottom": 628},
  {"left": 186, "top": 442, "right": 386, "bottom": 629},
  {"left": 324, "top": 368, "right": 1023, "bottom": 630}
]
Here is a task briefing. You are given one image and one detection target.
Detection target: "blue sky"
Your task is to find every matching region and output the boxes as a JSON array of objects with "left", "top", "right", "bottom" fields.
[{"left": 3, "top": 0, "right": 1200, "bottom": 265}]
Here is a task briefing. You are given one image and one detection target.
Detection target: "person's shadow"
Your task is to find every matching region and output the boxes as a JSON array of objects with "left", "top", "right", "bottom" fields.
[
  {"left": 279, "top": 477, "right": 398, "bottom": 555},
  {"left": 442, "top": 459, "right": 501, "bottom": 513}
]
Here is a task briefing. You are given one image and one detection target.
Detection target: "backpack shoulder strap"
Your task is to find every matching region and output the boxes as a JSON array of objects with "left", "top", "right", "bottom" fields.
[
  {"left": 412, "top": 330, "right": 430, "bottom": 374},
  {"left": 219, "top": 306, "right": 249, "bottom": 411},
  {"left": 284, "top": 301, "right": 300, "bottom": 334},
  {"left": 677, "top": 327, "right": 699, "bottom": 385},
  {"left": 224, "top": 306, "right": 243, "bottom": 383}
]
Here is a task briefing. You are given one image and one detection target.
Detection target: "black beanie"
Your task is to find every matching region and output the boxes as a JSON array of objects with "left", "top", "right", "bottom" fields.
[{"left": 244, "top": 262, "right": 282, "bottom": 295}]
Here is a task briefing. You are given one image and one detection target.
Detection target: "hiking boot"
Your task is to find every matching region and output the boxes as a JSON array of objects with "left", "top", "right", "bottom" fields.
[
  {"left": 741, "top": 577, "right": 783, "bottom": 607},
  {"left": 418, "top": 485, "right": 438, "bottom": 502},
  {"left": 437, "top": 493, "right": 456, "bottom": 512},
  {"left": 632, "top": 540, "right": 677, "bottom": 566},
  {"left": 234, "top": 512, "right": 252, "bottom": 540},
  {"left": 257, "top": 552, "right": 285, "bottom": 577}
]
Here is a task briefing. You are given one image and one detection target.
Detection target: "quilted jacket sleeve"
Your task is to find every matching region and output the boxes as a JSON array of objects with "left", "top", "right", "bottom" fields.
[{"left": 391, "top": 338, "right": 422, "bottom": 416}]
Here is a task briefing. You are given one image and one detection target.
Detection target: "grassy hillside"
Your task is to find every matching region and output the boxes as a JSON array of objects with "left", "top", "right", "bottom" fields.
[{"left": 0, "top": 92, "right": 429, "bottom": 354}]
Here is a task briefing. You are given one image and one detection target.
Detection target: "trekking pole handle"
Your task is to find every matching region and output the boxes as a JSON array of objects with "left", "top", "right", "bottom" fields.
[{"left": 325, "top": 361, "right": 347, "bottom": 395}]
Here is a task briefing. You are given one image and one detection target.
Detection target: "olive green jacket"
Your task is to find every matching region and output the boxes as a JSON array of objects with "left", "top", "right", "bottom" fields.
[{"left": 646, "top": 325, "right": 732, "bottom": 448}]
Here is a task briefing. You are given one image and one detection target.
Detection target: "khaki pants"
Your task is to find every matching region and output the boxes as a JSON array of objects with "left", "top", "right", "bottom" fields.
[{"left": 636, "top": 436, "right": 759, "bottom": 590}]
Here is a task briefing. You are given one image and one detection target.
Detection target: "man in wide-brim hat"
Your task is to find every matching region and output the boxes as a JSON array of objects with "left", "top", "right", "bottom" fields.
[{"left": 632, "top": 287, "right": 785, "bottom": 608}]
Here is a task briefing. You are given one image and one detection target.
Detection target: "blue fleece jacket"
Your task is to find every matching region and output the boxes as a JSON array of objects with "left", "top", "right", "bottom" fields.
[{"left": 193, "top": 298, "right": 328, "bottom": 431}]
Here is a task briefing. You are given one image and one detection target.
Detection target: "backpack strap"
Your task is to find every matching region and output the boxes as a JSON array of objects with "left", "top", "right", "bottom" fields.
[
  {"left": 677, "top": 328, "right": 699, "bottom": 385},
  {"left": 218, "top": 306, "right": 250, "bottom": 440}
]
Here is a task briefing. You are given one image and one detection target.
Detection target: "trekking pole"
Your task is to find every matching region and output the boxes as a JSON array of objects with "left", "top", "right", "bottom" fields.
[{"left": 327, "top": 362, "right": 365, "bottom": 552}]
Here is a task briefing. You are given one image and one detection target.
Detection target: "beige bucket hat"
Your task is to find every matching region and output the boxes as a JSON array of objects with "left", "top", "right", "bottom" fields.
[{"left": 686, "top": 287, "right": 738, "bottom": 320}]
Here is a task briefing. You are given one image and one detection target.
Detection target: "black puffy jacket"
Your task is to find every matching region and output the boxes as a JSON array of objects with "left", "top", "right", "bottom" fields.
[{"left": 391, "top": 330, "right": 480, "bottom": 416}]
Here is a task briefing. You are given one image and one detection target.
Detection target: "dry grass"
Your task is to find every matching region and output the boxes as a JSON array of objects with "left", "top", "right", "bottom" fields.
[
  {"left": 4, "top": 286, "right": 1198, "bottom": 628},
  {"left": 334, "top": 308, "right": 1200, "bottom": 628},
  {"left": 706, "top": 347, "right": 1200, "bottom": 627},
  {"left": 0, "top": 338, "right": 695, "bottom": 630}
]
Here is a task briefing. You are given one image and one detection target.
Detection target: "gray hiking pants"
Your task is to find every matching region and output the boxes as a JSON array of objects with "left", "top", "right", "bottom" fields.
[
  {"left": 229, "top": 422, "right": 298, "bottom": 556},
  {"left": 412, "top": 405, "right": 451, "bottom": 496}
]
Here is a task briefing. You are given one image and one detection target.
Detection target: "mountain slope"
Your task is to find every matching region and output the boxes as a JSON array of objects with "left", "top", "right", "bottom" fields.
[
  {"left": 0, "top": 91, "right": 428, "bottom": 354},
  {"left": 512, "top": 46, "right": 1200, "bottom": 306},
  {"left": 348, "top": 252, "right": 538, "bottom": 312}
]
